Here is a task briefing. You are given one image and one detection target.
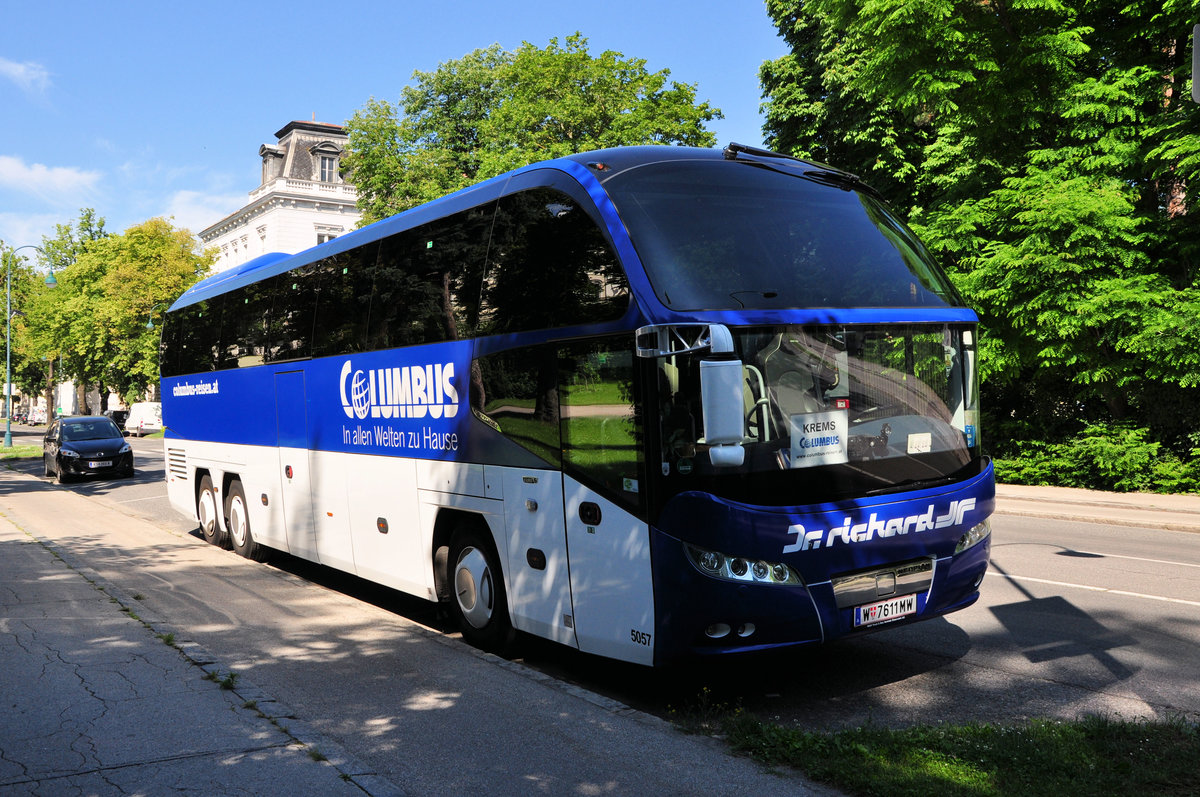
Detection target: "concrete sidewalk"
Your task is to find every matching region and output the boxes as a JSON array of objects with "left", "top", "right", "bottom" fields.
[
  {"left": 0, "top": 516, "right": 396, "bottom": 796},
  {"left": 994, "top": 483, "right": 1200, "bottom": 533}
]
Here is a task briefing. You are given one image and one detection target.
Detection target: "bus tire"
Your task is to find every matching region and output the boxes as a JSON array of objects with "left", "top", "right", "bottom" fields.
[
  {"left": 197, "top": 475, "right": 228, "bottom": 548},
  {"left": 226, "top": 480, "right": 266, "bottom": 562},
  {"left": 449, "top": 523, "right": 514, "bottom": 654}
]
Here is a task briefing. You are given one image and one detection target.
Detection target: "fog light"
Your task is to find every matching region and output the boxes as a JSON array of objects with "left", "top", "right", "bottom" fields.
[
  {"left": 705, "top": 623, "right": 731, "bottom": 639},
  {"left": 736, "top": 623, "right": 756, "bottom": 638}
]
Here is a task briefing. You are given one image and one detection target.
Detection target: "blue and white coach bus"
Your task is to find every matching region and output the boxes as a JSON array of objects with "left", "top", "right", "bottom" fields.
[{"left": 160, "top": 144, "right": 994, "bottom": 666}]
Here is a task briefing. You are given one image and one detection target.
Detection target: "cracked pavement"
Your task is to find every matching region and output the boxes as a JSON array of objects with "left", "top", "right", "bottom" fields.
[{"left": 0, "top": 517, "right": 378, "bottom": 796}]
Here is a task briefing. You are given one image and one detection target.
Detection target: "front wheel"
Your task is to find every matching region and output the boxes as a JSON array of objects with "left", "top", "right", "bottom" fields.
[
  {"left": 197, "top": 475, "right": 227, "bottom": 547},
  {"left": 448, "top": 523, "right": 514, "bottom": 654},
  {"left": 225, "top": 480, "right": 266, "bottom": 561}
]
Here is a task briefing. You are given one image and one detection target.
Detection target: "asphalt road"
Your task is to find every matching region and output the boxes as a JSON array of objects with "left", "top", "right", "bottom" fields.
[{"left": 8, "top": 424, "right": 1199, "bottom": 735}]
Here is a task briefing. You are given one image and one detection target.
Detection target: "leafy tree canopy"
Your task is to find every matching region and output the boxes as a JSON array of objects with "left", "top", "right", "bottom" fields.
[
  {"left": 23, "top": 214, "right": 212, "bottom": 408},
  {"left": 761, "top": 0, "right": 1200, "bottom": 464},
  {"left": 345, "top": 33, "right": 722, "bottom": 222}
]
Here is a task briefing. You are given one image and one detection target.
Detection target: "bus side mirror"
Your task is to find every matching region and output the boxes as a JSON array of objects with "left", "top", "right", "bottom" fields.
[
  {"left": 635, "top": 322, "right": 746, "bottom": 467},
  {"left": 700, "top": 324, "right": 745, "bottom": 467},
  {"left": 1194, "top": 24, "right": 1199, "bottom": 103}
]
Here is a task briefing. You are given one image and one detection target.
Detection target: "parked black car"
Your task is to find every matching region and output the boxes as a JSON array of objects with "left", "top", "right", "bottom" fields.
[{"left": 43, "top": 416, "right": 135, "bottom": 482}]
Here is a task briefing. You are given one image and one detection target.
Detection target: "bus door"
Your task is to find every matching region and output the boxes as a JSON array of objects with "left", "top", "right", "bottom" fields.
[
  {"left": 274, "top": 370, "right": 316, "bottom": 559},
  {"left": 563, "top": 478, "right": 654, "bottom": 666},
  {"left": 558, "top": 345, "right": 654, "bottom": 666},
  {"left": 502, "top": 468, "right": 577, "bottom": 646}
]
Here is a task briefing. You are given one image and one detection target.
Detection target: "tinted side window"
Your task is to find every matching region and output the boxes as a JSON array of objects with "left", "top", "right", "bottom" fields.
[
  {"left": 220, "top": 278, "right": 275, "bottom": 368},
  {"left": 482, "top": 188, "right": 628, "bottom": 335},
  {"left": 162, "top": 297, "right": 224, "bottom": 377},
  {"left": 312, "top": 245, "right": 377, "bottom": 358},
  {"left": 559, "top": 341, "right": 644, "bottom": 513},
  {"left": 475, "top": 346, "right": 561, "bottom": 467},
  {"left": 263, "top": 265, "right": 320, "bottom": 363},
  {"left": 368, "top": 205, "right": 492, "bottom": 350}
]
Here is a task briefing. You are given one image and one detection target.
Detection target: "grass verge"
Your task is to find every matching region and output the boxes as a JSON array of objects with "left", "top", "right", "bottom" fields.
[
  {"left": 679, "top": 698, "right": 1198, "bottom": 796},
  {"left": 0, "top": 444, "right": 42, "bottom": 459}
]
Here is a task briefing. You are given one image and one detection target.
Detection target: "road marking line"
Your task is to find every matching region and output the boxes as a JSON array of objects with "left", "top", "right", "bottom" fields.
[
  {"left": 994, "top": 573, "right": 1200, "bottom": 608},
  {"left": 1068, "top": 550, "right": 1200, "bottom": 570}
]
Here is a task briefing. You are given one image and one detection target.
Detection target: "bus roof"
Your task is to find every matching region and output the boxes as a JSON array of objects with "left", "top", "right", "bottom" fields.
[
  {"left": 173, "top": 144, "right": 977, "bottom": 327},
  {"left": 172, "top": 145, "right": 840, "bottom": 311}
]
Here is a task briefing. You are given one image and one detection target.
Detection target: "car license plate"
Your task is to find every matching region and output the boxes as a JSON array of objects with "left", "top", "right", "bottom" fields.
[
  {"left": 87, "top": 460, "right": 112, "bottom": 468},
  {"left": 854, "top": 593, "right": 917, "bottom": 627}
]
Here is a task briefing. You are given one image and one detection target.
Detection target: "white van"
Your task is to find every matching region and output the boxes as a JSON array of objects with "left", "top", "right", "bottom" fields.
[{"left": 125, "top": 402, "right": 163, "bottom": 437}]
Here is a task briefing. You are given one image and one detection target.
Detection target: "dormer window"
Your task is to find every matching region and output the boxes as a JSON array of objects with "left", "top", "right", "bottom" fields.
[
  {"left": 320, "top": 155, "right": 338, "bottom": 183},
  {"left": 310, "top": 139, "right": 342, "bottom": 184}
]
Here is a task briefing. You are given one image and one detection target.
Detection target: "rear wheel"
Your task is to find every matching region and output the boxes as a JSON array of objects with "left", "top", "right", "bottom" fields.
[
  {"left": 226, "top": 480, "right": 266, "bottom": 561},
  {"left": 197, "top": 475, "right": 227, "bottom": 547},
  {"left": 448, "top": 523, "right": 514, "bottom": 653}
]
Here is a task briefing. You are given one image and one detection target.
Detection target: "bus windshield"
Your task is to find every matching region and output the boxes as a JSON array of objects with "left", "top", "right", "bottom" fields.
[
  {"left": 650, "top": 323, "right": 980, "bottom": 512},
  {"left": 604, "top": 159, "right": 961, "bottom": 311}
]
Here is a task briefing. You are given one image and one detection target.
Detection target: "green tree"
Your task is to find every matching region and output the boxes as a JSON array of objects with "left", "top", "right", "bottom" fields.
[
  {"left": 0, "top": 245, "right": 51, "bottom": 417},
  {"left": 761, "top": 0, "right": 1200, "bottom": 480},
  {"left": 32, "top": 217, "right": 212, "bottom": 411},
  {"left": 1, "top": 210, "right": 109, "bottom": 417},
  {"left": 345, "top": 33, "right": 722, "bottom": 221}
]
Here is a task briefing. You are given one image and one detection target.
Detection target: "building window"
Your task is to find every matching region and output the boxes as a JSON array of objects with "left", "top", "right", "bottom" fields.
[
  {"left": 320, "top": 156, "right": 338, "bottom": 183},
  {"left": 317, "top": 232, "right": 337, "bottom": 245}
]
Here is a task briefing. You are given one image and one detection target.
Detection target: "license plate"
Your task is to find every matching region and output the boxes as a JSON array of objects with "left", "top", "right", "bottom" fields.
[
  {"left": 854, "top": 593, "right": 917, "bottom": 627},
  {"left": 87, "top": 460, "right": 112, "bottom": 468}
]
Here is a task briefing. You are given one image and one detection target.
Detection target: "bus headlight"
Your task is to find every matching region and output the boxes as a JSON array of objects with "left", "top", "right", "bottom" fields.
[
  {"left": 955, "top": 520, "right": 991, "bottom": 553},
  {"left": 684, "top": 543, "right": 803, "bottom": 586}
]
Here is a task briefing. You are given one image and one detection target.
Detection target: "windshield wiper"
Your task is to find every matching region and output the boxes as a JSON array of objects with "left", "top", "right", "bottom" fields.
[
  {"left": 863, "top": 475, "right": 954, "bottom": 497},
  {"left": 723, "top": 142, "right": 806, "bottom": 165},
  {"left": 722, "top": 141, "right": 883, "bottom": 199}
]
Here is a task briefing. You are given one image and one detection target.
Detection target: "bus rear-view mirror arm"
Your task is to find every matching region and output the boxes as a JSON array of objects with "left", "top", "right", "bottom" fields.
[{"left": 637, "top": 323, "right": 746, "bottom": 467}]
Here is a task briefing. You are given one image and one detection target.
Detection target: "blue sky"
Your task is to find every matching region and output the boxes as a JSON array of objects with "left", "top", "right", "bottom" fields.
[{"left": 0, "top": 1, "right": 787, "bottom": 250}]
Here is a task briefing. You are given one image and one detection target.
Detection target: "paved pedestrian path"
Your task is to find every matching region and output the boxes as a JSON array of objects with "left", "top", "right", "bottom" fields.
[
  {"left": 994, "top": 483, "right": 1200, "bottom": 532},
  {"left": 0, "top": 515, "right": 396, "bottom": 796}
]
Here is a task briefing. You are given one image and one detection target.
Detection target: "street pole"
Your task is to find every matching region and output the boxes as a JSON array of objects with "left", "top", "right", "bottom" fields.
[
  {"left": 3, "top": 244, "right": 49, "bottom": 448},
  {"left": 5, "top": 247, "right": 11, "bottom": 447}
]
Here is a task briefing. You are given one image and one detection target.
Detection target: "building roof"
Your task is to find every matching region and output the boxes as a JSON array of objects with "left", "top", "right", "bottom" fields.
[{"left": 273, "top": 120, "right": 347, "bottom": 139}]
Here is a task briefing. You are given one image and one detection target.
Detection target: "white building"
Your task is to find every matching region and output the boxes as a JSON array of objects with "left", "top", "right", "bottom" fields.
[{"left": 200, "top": 120, "right": 362, "bottom": 272}]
